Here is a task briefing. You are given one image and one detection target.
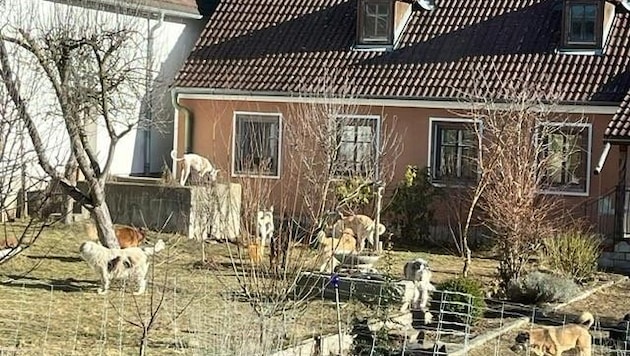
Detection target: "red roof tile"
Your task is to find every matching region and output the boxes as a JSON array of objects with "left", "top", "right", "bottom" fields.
[
  {"left": 175, "top": 0, "right": 630, "bottom": 104},
  {"left": 605, "top": 90, "right": 630, "bottom": 141}
]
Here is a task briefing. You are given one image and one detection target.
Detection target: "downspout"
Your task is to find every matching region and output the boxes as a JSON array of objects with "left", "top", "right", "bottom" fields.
[
  {"left": 170, "top": 89, "right": 194, "bottom": 172},
  {"left": 594, "top": 142, "right": 611, "bottom": 175},
  {"left": 144, "top": 12, "right": 164, "bottom": 175}
]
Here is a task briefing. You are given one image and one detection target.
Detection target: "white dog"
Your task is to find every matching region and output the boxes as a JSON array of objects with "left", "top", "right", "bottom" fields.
[
  {"left": 256, "top": 207, "right": 274, "bottom": 257},
  {"left": 80, "top": 239, "right": 165, "bottom": 295},
  {"left": 403, "top": 258, "right": 436, "bottom": 323},
  {"left": 171, "top": 150, "right": 219, "bottom": 186}
]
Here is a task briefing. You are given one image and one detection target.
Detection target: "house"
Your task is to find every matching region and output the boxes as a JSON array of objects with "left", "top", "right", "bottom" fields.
[
  {"left": 0, "top": 0, "right": 207, "bottom": 219},
  {"left": 170, "top": 0, "right": 630, "bottom": 241}
]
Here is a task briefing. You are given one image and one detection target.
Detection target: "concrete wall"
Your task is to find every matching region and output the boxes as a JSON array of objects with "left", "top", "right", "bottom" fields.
[
  {"left": 103, "top": 181, "right": 241, "bottom": 240},
  {"left": 599, "top": 240, "right": 630, "bottom": 273}
]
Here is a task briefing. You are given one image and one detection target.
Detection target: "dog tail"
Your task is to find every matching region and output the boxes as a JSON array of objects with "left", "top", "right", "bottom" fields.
[
  {"left": 142, "top": 239, "right": 165, "bottom": 256},
  {"left": 578, "top": 311, "right": 594, "bottom": 329},
  {"left": 376, "top": 223, "right": 386, "bottom": 236},
  {"left": 170, "top": 150, "right": 184, "bottom": 162}
]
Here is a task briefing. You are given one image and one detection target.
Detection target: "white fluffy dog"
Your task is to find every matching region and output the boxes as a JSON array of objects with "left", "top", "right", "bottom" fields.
[
  {"left": 256, "top": 207, "right": 274, "bottom": 257},
  {"left": 404, "top": 258, "right": 436, "bottom": 324},
  {"left": 171, "top": 150, "right": 219, "bottom": 186},
  {"left": 80, "top": 239, "right": 165, "bottom": 295}
]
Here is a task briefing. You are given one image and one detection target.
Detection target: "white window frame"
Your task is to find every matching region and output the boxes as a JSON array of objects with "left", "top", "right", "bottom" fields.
[
  {"left": 428, "top": 117, "right": 480, "bottom": 187},
  {"left": 333, "top": 114, "right": 381, "bottom": 180},
  {"left": 231, "top": 111, "right": 282, "bottom": 179},
  {"left": 538, "top": 122, "right": 592, "bottom": 197}
]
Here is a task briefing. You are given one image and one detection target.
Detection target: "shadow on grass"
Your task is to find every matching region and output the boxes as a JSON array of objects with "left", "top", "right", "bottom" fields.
[
  {"left": 26, "top": 255, "right": 83, "bottom": 263},
  {"left": 1, "top": 275, "right": 90, "bottom": 292}
]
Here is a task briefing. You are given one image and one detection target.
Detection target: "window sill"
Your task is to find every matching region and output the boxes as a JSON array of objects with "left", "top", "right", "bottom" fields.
[
  {"left": 232, "top": 172, "right": 280, "bottom": 180},
  {"left": 555, "top": 47, "right": 603, "bottom": 56},
  {"left": 352, "top": 44, "right": 393, "bottom": 52},
  {"left": 538, "top": 189, "right": 589, "bottom": 197}
]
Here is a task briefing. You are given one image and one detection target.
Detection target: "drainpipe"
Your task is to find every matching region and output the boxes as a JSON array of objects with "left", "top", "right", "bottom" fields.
[
  {"left": 594, "top": 142, "right": 611, "bottom": 175},
  {"left": 144, "top": 12, "right": 164, "bottom": 175},
  {"left": 170, "top": 88, "right": 194, "bottom": 159}
]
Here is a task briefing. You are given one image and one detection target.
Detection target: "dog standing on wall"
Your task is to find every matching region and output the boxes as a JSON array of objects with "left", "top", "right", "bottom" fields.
[
  {"left": 256, "top": 207, "right": 274, "bottom": 258},
  {"left": 331, "top": 214, "right": 386, "bottom": 252},
  {"left": 403, "top": 258, "right": 436, "bottom": 324},
  {"left": 79, "top": 239, "right": 165, "bottom": 295},
  {"left": 170, "top": 150, "right": 219, "bottom": 186}
]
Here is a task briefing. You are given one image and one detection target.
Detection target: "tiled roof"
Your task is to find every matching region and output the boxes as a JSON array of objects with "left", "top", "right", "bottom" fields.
[
  {"left": 605, "top": 90, "right": 630, "bottom": 141},
  {"left": 175, "top": 0, "right": 630, "bottom": 103}
]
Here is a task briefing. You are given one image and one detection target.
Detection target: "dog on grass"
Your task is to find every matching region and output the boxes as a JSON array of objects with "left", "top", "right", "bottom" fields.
[
  {"left": 170, "top": 150, "right": 219, "bottom": 186},
  {"left": 316, "top": 228, "right": 357, "bottom": 272},
  {"left": 79, "top": 239, "right": 165, "bottom": 295},
  {"left": 510, "top": 311, "right": 594, "bottom": 356},
  {"left": 331, "top": 214, "right": 385, "bottom": 252},
  {"left": 256, "top": 207, "right": 274, "bottom": 258},
  {"left": 403, "top": 258, "right": 436, "bottom": 323},
  {"left": 247, "top": 240, "right": 262, "bottom": 265},
  {"left": 84, "top": 222, "right": 147, "bottom": 248}
]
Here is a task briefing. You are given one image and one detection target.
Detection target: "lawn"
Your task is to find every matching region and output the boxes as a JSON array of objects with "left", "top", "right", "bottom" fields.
[{"left": 0, "top": 221, "right": 509, "bottom": 355}]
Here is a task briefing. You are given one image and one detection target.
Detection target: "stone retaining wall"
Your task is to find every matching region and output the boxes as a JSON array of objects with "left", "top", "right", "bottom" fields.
[{"left": 599, "top": 240, "right": 630, "bottom": 273}]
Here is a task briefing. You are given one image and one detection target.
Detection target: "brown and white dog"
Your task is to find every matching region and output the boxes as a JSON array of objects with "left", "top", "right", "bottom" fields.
[
  {"left": 510, "top": 311, "right": 594, "bottom": 356},
  {"left": 330, "top": 214, "right": 385, "bottom": 252},
  {"left": 85, "top": 223, "right": 147, "bottom": 248},
  {"left": 171, "top": 150, "right": 219, "bottom": 186},
  {"left": 79, "top": 239, "right": 165, "bottom": 295}
]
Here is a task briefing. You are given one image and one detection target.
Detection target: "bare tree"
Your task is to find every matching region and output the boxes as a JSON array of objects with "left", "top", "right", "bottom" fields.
[
  {"left": 453, "top": 80, "right": 585, "bottom": 289},
  {"left": 0, "top": 1, "right": 154, "bottom": 247}
]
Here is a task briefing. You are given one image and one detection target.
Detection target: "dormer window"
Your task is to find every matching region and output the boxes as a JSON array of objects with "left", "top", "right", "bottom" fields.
[
  {"left": 357, "top": 0, "right": 394, "bottom": 47},
  {"left": 561, "top": 0, "right": 611, "bottom": 51}
]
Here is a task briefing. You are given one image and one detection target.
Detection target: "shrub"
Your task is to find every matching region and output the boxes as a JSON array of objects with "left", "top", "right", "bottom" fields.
[
  {"left": 383, "top": 166, "right": 437, "bottom": 242},
  {"left": 507, "top": 271, "right": 580, "bottom": 304},
  {"left": 540, "top": 229, "right": 602, "bottom": 284},
  {"left": 334, "top": 176, "right": 373, "bottom": 213},
  {"left": 433, "top": 277, "right": 486, "bottom": 325}
]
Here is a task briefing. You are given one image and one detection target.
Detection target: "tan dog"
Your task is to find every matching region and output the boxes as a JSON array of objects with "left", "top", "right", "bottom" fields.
[
  {"left": 317, "top": 228, "right": 357, "bottom": 272},
  {"left": 510, "top": 311, "right": 594, "bottom": 356},
  {"left": 0, "top": 236, "right": 18, "bottom": 249},
  {"left": 84, "top": 223, "right": 147, "bottom": 248},
  {"left": 248, "top": 241, "right": 262, "bottom": 265},
  {"left": 171, "top": 150, "right": 219, "bottom": 186},
  {"left": 331, "top": 214, "right": 385, "bottom": 252}
]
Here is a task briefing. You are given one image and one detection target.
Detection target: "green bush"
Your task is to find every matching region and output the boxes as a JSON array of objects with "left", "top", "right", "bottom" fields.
[
  {"left": 434, "top": 277, "right": 486, "bottom": 325},
  {"left": 540, "top": 229, "right": 602, "bottom": 284},
  {"left": 507, "top": 271, "right": 580, "bottom": 304},
  {"left": 383, "top": 166, "right": 437, "bottom": 242},
  {"left": 334, "top": 176, "right": 373, "bottom": 212}
]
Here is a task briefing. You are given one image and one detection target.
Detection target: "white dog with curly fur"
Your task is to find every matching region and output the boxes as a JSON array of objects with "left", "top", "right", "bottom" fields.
[{"left": 80, "top": 240, "right": 165, "bottom": 295}]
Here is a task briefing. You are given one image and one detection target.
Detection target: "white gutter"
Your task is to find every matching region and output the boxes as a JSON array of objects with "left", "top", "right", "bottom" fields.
[
  {"left": 173, "top": 89, "right": 619, "bottom": 115},
  {"left": 594, "top": 142, "right": 612, "bottom": 175},
  {"left": 45, "top": 0, "right": 203, "bottom": 20},
  {"left": 143, "top": 12, "right": 164, "bottom": 174}
]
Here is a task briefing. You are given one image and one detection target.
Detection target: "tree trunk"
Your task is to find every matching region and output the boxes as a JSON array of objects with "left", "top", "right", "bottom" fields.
[
  {"left": 90, "top": 204, "right": 118, "bottom": 248},
  {"left": 62, "top": 156, "right": 78, "bottom": 225}
]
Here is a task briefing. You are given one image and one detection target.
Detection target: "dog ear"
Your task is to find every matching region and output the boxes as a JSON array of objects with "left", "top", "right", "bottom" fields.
[
  {"left": 624, "top": 313, "right": 630, "bottom": 322},
  {"left": 515, "top": 331, "right": 530, "bottom": 343}
]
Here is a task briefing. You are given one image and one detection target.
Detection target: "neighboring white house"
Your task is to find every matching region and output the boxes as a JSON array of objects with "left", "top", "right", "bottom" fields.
[{"left": 0, "top": 0, "right": 206, "bottom": 218}]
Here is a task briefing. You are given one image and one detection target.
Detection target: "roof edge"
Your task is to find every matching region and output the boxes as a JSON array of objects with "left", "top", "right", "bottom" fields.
[
  {"left": 171, "top": 87, "right": 621, "bottom": 114},
  {"left": 45, "top": 0, "right": 203, "bottom": 20}
]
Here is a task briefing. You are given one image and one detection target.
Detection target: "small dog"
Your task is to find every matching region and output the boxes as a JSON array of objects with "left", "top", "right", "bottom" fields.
[
  {"left": 248, "top": 240, "right": 262, "bottom": 265},
  {"left": 256, "top": 207, "right": 274, "bottom": 257},
  {"left": 84, "top": 223, "right": 147, "bottom": 248},
  {"left": 510, "top": 311, "right": 594, "bottom": 356},
  {"left": 403, "top": 258, "right": 436, "bottom": 323},
  {"left": 80, "top": 239, "right": 165, "bottom": 295},
  {"left": 170, "top": 150, "right": 219, "bottom": 186},
  {"left": 331, "top": 214, "right": 385, "bottom": 252}
]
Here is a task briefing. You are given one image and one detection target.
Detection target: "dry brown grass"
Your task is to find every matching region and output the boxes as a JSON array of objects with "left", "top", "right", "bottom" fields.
[{"left": 0, "top": 222, "right": 506, "bottom": 355}]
